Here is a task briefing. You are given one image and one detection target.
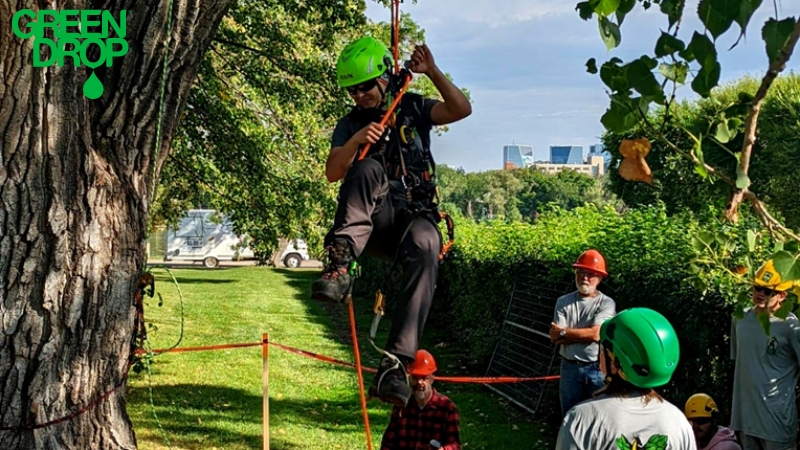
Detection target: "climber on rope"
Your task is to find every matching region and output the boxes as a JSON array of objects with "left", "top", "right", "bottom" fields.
[{"left": 310, "top": 36, "right": 471, "bottom": 407}]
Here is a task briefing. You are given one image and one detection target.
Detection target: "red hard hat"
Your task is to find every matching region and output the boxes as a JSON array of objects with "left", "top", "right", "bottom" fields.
[
  {"left": 407, "top": 349, "right": 437, "bottom": 377},
  {"left": 572, "top": 249, "right": 608, "bottom": 277}
]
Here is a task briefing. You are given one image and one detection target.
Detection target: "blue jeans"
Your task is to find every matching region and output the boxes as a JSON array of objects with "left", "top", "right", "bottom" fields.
[{"left": 559, "top": 359, "right": 605, "bottom": 417}]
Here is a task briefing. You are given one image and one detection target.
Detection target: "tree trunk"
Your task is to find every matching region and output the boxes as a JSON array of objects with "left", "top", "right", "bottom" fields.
[{"left": 0, "top": 1, "right": 230, "bottom": 448}]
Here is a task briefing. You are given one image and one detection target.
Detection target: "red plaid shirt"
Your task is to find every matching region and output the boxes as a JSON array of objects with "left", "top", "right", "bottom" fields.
[{"left": 380, "top": 389, "right": 461, "bottom": 450}]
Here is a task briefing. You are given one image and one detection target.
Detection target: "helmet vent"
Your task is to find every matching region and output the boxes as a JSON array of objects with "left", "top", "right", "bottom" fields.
[{"left": 632, "top": 364, "right": 650, "bottom": 376}]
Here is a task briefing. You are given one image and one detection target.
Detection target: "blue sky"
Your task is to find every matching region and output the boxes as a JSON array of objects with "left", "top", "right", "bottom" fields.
[{"left": 364, "top": 0, "right": 798, "bottom": 172}]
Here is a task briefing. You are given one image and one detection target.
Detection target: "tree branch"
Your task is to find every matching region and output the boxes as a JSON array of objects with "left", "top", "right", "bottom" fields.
[
  {"left": 725, "top": 16, "right": 800, "bottom": 221},
  {"left": 744, "top": 190, "right": 800, "bottom": 242},
  {"left": 212, "top": 37, "right": 297, "bottom": 78}
]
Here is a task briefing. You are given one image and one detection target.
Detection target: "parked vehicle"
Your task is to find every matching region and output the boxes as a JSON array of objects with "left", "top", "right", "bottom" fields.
[
  {"left": 281, "top": 240, "right": 309, "bottom": 268},
  {"left": 164, "top": 210, "right": 252, "bottom": 268},
  {"left": 163, "top": 209, "right": 310, "bottom": 268}
]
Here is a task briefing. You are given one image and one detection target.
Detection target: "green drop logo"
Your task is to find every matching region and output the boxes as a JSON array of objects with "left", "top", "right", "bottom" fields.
[{"left": 83, "top": 71, "right": 104, "bottom": 99}]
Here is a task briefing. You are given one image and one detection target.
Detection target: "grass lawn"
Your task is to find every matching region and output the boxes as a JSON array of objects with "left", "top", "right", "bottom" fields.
[{"left": 127, "top": 266, "right": 558, "bottom": 449}]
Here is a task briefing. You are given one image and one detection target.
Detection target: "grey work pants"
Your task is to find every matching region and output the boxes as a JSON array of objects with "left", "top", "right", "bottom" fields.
[{"left": 324, "top": 158, "right": 442, "bottom": 360}]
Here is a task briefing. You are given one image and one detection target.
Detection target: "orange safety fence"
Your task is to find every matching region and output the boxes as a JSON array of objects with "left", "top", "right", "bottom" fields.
[
  {"left": 138, "top": 339, "right": 560, "bottom": 384},
  {"left": 4, "top": 337, "right": 559, "bottom": 434}
]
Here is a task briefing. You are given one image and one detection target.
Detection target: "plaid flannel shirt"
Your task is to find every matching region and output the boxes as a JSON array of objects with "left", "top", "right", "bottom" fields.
[{"left": 380, "top": 389, "right": 461, "bottom": 450}]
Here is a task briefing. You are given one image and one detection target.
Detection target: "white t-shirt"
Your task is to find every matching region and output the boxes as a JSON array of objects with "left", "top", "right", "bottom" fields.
[{"left": 556, "top": 394, "right": 697, "bottom": 450}]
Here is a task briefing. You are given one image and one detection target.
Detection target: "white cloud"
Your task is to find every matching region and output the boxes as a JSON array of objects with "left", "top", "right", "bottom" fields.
[
  {"left": 360, "top": 0, "right": 800, "bottom": 172},
  {"left": 367, "top": 0, "right": 573, "bottom": 28}
]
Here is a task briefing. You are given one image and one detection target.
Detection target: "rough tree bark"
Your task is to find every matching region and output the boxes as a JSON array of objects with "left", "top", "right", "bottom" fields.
[{"left": 0, "top": 0, "right": 230, "bottom": 448}]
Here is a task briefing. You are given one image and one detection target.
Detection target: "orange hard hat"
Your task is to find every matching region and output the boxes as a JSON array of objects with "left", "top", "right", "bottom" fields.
[
  {"left": 572, "top": 249, "right": 608, "bottom": 277},
  {"left": 407, "top": 349, "right": 437, "bottom": 377}
]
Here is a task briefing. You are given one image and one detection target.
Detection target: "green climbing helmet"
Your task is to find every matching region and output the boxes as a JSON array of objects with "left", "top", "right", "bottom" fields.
[
  {"left": 600, "top": 307, "right": 680, "bottom": 389},
  {"left": 336, "top": 36, "right": 394, "bottom": 88}
]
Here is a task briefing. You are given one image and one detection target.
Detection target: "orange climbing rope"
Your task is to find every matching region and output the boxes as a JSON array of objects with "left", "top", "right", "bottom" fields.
[
  {"left": 352, "top": 3, "right": 403, "bottom": 447},
  {"left": 349, "top": 301, "right": 373, "bottom": 450},
  {"left": 356, "top": 73, "right": 413, "bottom": 162},
  {"left": 392, "top": 0, "right": 401, "bottom": 74},
  {"left": 357, "top": 0, "right": 409, "bottom": 163}
]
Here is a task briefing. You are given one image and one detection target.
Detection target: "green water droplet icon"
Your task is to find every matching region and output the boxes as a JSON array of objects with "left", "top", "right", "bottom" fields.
[{"left": 83, "top": 71, "right": 104, "bottom": 99}]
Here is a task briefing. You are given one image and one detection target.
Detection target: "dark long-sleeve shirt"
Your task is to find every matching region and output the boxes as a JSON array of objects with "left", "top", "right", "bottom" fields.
[{"left": 380, "top": 389, "right": 461, "bottom": 450}]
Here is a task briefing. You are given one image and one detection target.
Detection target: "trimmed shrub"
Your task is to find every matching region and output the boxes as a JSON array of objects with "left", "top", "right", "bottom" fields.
[{"left": 357, "top": 204, "right": 756, "bottom": 418}]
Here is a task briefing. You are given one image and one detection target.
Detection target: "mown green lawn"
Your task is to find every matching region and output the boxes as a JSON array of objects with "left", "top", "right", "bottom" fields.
[{"left": 127, "top": 266, "right": 557, "bottom": 449}]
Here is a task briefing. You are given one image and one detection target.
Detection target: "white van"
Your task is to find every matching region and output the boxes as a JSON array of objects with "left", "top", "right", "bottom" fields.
[{"left": 163, "top": 209, "right": 309, "bottom": 268}]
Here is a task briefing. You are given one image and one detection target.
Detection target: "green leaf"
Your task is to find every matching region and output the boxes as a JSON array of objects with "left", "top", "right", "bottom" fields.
[
  {"left": 688, "top": 32, "right": 718, "bottom": 67},
  {"left": 692, "top": 61, "right": 721, "bottom": 97},
  {"left": 774, "top": 241, "right": 785, "bottom": 253},
  {"left": 599, "top": 16, "right": 622, "bottom": 50},
  {"left": 655, "top": 31, "right": 686, "bottom": 57},
  {"left": 600, "top": 57, "right": 626, "bottom": 91},
  {"left": 738, "top": 92, "right": 755, "bottom": 104},
  {"left": 616, "top": 0, "right": 636, "bottom": 25},
  {"left": 736, "top": 165, "right": 751, "bottom": 189},
  {"left": 697, "top": 0, "right": 739, "bottom": 39},
  {"left": 762, "top": 18, "right": 796, "bottom": 63},
  {"left": 660, "top": 0, "right": 686, "bottom": 29},
  {"left": 734, "top": 0, "right": 763, "bottom": 34},
  {"left": 772, "top": 250, "right": 800, "bottom": 282},
  {"left": 601, "top": 97, "right": 638, "bottom": 132},
  {"left": 625, "top": 57, "right": 664, "bottom": 100},
  {"left": 691, "top": 236, "right": 706, "bottom": 253},
  {"left": 616, "top": 436, "right": 633, "bottom": 450},
  {"left": 690, "top": 275, "right": 708, "bottom": 293},
  {"left": 678, "top": 46, "right": 695, "bottom": 62},
  {"left": 590, "top": 0, "right": 621, "bottom": 16},
  {"left": 659, "top": 62, "right": 689, "bottom": 84},
  {"left": 693, "top": 137, "right": 709, "bottom": 178},
  {"left": 576, "top": 1, "right": 594, "bottom": 20},
  {"left": 747, "top": 229, "right": 756, "bottom": 252},
  {"left": 775, "top": 296, "right": 795, "bottom": 320},
  {"left": 757, "top": 310, "right": 771, "bottom": 335},
  {"left": 699, "top": 230, "right": 715, "bottom": 246},
  {"left": 586, "top": 58, "right": 598, "bottom": 74},
  {"left": 644, "top": 434, "right": 669, "bottom": 450},
  {"left": 714, "top": 119, "right": 734, "bottom": 143}
]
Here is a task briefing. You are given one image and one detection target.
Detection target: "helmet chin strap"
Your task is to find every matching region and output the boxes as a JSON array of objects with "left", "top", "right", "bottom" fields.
[{"left": 602, "top": 349, "right": 615, "bottom": 384}]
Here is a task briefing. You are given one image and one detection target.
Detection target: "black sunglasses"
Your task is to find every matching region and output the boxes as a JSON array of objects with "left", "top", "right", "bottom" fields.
[
  {"left": 346, "top": 78, "right": 378, "bottom": 96},
  {"left": 688, "top": 417, "right": 712, "bottom": 426},
  {"left": 754, "top": 285, "right": 780, "bottom": 296}
]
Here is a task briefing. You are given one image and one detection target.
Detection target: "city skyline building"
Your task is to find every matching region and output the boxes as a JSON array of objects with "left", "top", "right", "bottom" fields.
[
  {"left": 503, "top": 143, "right": 534, "bottom": 169},
  {"left": 550, "top": 145, "right": 583, "bottom": 164}
]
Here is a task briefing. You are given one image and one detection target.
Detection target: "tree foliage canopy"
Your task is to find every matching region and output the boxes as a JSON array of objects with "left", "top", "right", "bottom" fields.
[
  {"left": 578, "top": 0, "right": 800, "bottom": 324},
  {"left": 152, "top": 1, "right": 469, "bottom": 258}
]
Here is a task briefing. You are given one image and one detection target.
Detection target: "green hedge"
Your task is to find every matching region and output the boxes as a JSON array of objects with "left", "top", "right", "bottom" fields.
[{"left": 357, "top": 204, "right": 756, "bottom": 418}]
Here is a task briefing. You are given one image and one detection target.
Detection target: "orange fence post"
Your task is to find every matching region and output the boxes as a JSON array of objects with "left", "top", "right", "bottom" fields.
[{"left": 262, "top": 333, "right": 270, "bottom": 450}]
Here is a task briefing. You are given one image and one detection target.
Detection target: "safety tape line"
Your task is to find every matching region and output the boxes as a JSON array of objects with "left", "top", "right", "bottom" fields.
[
  {"left": 139, "top": 340, "right": 560, "bottom": 383},
  {"left": 1, "top": 340, "right": 559, "bottom": 432}
]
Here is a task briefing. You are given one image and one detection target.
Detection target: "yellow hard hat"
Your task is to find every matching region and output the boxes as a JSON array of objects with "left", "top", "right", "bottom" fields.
[
  {"left": 754, "top": 260, "right": 794, "bottom": 292},
  {"left": 685, "top": 393, "right": 719, "bottom": 419}
]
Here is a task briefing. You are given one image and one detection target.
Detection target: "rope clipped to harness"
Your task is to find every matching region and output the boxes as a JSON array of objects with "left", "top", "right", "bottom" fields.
[{"left": 356, "top": 72, "right": 413, "bottom": 162}]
